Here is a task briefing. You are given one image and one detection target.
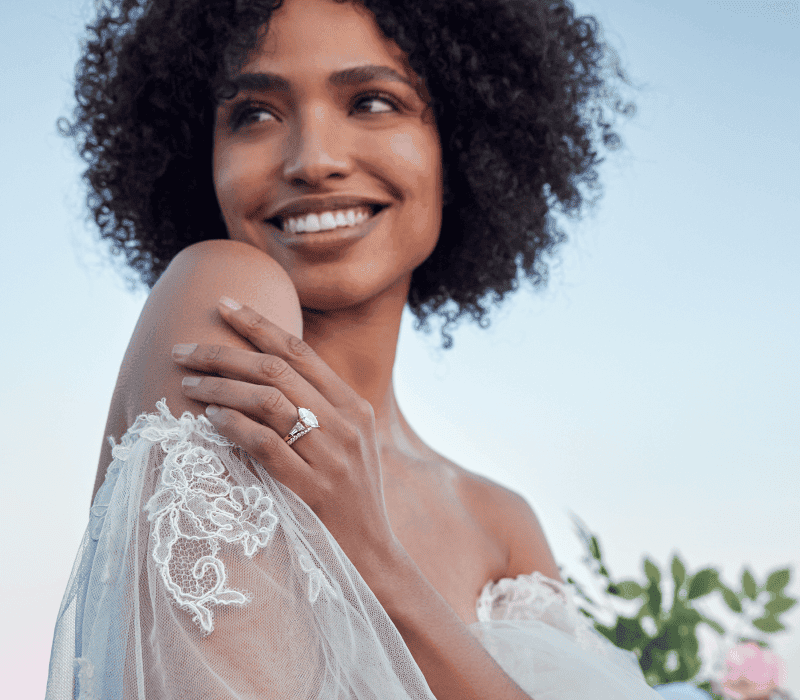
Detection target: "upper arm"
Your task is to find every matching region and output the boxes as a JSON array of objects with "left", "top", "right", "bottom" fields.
[
  {"left": 92, "top": 239, "right": 302, "bottom": 501},
  {"left": 465, "top": 472, "right": 562, "bottom": 583},
  {"left": 501, "top": 489, "right": 563, "bottom": 583}
]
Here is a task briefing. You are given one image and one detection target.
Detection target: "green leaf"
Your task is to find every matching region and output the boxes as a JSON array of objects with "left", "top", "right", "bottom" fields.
[
  {"left": 651, "top": 623, "right": 681, "bottom": 651},
  {"left": 752, "top": 616, "right": 786, "bottom": 633},
  {"left": 589, "top": 535, "right": 602, "bottom": 561},
  {"left": 671, "top": 555, "right": 686, "bottom": 587},
  {"left": 611, "top": 580, "right": 643, "bottom": 600},
  {"left": 640, "top": 646, "right": 654, "bottom": 672},
  {"left": 672, "top": 605, "right": 702, "bottom": 625},
  {"left": 722, "top": 588, "right": 743, "bottom": 613},
  {"left": 647, "top": 581, "right": 662, "bottom": 618},
  {"left": 644, "top": 558, "right": 661, "bottom": 584},
  {"left": 614, "top": 617, "right": 647, "bottom": 651},
  {"left": 741, "top": 569, "right": 758, "bottom": 600},
  {"left": 680, "top": 633, "right": 700, "bottom": 657},
  {"left": 736, "top": 637, "right": 768, "bottom": 648},
  {"left": 765, "top": 569, "right": 790, "bottom": 593},
  {"left": 765, "top": 596, "right": 797, "bottom": 615},
  {"left": 687, "top": 569, "right": 718, "bottom": 599}
]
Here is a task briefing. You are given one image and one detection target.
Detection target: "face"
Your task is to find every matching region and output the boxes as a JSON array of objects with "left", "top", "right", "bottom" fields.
[{"left": 213, "top": 0, "right": 443, "bottom": 311}]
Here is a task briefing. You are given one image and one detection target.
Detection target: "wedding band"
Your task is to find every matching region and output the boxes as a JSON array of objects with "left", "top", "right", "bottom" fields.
[{"left": 284, "top": 408, "right": 320, "bottom": 446}]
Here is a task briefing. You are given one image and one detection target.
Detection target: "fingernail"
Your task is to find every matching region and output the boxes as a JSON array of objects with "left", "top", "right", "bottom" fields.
[
  {"left": 172, "top": 343, "right": 197, "bottom": 357},
  {"left": 206, "top": 405, "right": 220, "bottom": 417},
  {"left": 182, "top": 376, "right": 201, "bottom": 387},
  {"left": 219, "top": 296, "right": 242, "bottom": 311}
]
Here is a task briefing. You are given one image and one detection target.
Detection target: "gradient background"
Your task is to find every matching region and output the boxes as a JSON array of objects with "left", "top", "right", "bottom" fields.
[{"left": 1, "top": 0, "right": 798, "bottom": 697}]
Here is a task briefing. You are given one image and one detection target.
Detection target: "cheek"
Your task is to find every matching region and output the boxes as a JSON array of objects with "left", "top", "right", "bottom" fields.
[
  {"left": 213, "top": 144, "right": 268, "bottom": 218},
  {"left": 388, "top": 132, "right": 425, "bottom": 170},
  {"left": 385, "top": 130, "right": 442, "bottom": 211}
]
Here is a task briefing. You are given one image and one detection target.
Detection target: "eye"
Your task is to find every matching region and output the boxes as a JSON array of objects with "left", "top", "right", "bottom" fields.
[
  {"left": 230, "top": 103, "right": 277, "bottom": 130},
  {"left": 352, "top": 92, "right": 400, "bottom": 114}
]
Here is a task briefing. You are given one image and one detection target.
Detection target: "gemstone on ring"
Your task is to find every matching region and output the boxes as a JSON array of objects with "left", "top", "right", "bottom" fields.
[{"left": 298, "top": 408, "right": 319, "bottom": 429}]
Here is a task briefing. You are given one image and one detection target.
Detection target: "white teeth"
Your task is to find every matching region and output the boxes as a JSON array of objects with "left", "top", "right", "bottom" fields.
[
  {"left": 279, "top": 206, "right": 376, "bottom": 233},
  {"left": 304, "top": 214, "right": 321, "bottom": 232}
]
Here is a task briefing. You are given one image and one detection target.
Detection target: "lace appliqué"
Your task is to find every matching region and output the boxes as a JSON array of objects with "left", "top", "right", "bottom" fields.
[
  {"left": 295, "top": 543, "right": 338, "bottom": 604},
  {"left": 476, "top": 571, "right": 642, "bottom": 677},
  {"left": 122, "top": 399, "right": 281, "bottom": 635},
  {"left": 476, "top": 571, "right": 572, "bottom": 626}
]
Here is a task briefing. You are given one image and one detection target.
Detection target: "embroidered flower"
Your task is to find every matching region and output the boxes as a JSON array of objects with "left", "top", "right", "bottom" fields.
[
  {"left": 211, "top": 485, "right": 279, "bottom": 556},
  {"left": 295, "top": 544, "right": 337, "bottom": 604},
  {"left": 136, "top": 400, "right": 280, "bottom": 634}
]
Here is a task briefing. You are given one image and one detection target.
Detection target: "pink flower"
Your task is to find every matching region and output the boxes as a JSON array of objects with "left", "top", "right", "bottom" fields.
[{"left": 713, "top": 643, "right": 788, "bottom": 700}]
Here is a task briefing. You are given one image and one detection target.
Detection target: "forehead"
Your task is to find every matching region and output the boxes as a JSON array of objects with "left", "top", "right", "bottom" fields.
[{"left": 243, "top": 0, "right": 409, "bottom": 77}]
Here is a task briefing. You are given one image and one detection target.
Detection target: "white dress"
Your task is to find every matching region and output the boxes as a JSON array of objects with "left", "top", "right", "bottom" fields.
[{"left": 45, "top": 401, "right": 667, "bottom": 699}]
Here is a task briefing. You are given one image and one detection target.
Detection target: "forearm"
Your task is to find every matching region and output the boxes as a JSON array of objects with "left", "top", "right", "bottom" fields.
[{"left": 371, "top": 550, "right": 533, "bottom": 700}]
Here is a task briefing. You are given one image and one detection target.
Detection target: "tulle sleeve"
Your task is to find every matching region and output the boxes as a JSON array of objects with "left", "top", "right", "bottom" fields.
[
  {"left": 45, "top": 400, "right": 437, "bottom": 700},
  {"left": 470, "top": 571, "right": 666, "bottom": 699},
  {"left": 45, "top": 399, "right": 672, "bottom": 699}
]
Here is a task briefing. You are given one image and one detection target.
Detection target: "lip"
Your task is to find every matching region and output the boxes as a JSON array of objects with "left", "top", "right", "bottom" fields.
[
  {"left": 268, "top": 205, "right": 389, "bottom": 250},
  {"left": 266, "top": 196, "right": 390, "bottom": 223}
]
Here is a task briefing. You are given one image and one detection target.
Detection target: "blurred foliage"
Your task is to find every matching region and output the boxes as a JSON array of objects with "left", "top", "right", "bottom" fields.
[{"left": 563, "top": 514, "right": 796, "bottom": 698}]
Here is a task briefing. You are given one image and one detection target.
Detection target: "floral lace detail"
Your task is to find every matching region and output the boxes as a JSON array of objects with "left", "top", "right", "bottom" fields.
[
  {"left": 295, "top": 543, "right": 338, "bottom": 604},
  {"left": 127, "top": 399, "right": 280, "bottom": 634},
  {"left": 476, "top": 571, "right": 571, "bottom": 626},
  {"left": 476, "top": 571, "right": 642, "bottom": 677}
]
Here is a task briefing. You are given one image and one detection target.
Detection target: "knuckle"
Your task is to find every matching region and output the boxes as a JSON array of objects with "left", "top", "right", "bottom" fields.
[
  {"left": 243, "top": 314, "right": 268, "bottom": 336},
  {"left": 255, "top": 387, "right": 284, "bottom": 415},
  {"left": 285, "top": 335, "right": 314, "bottom": 360},
  {"left": 254, "top": 430, "right": 280, "bottom": 456},
  {"left": 258, "top": 355, "right": 292, "bottom": 381},
  {"left": 200, "top": 344, "right": 224, "bottom": 365}
]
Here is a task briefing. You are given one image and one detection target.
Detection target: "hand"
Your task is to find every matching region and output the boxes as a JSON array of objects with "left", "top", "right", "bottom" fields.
[{"left": 172, "top": 296, "right": 405, "bottom": 581}]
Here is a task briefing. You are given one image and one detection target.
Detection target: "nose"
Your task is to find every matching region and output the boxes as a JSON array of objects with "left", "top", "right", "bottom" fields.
[{"left": 283, "top": 104, "right": 353, "bottom": 185}]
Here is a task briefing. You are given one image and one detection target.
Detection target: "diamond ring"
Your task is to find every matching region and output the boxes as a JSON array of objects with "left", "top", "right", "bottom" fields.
[{"left": 284, "top": 408, "right": 320, "bottom": 446}]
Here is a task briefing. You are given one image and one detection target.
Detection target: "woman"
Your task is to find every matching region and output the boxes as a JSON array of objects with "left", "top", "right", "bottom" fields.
[{"left": 47, "top": 0, "right": 659, "bottom": 697}]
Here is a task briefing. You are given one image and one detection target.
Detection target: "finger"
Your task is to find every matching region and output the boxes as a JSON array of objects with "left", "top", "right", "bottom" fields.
[
  {"left": 181, "top": 374, "right": 312, "bottom": 439},
  {"left": 174, "top": 343, "right": 332, "bottom": 422},
  {"left": 203, "top": 405, "right": 316, "bottom": 497},
  {"left": 216, "top": 296, "right": 361, "bottom": 409}
]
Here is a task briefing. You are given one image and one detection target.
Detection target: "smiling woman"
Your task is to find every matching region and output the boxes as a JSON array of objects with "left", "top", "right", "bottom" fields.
[{"left": 46, "top": 0, "right": 657, "bottom": 698}]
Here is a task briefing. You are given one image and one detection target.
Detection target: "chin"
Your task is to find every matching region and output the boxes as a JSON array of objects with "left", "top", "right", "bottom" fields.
[{"left": 293, "top": 270, "right": 413, "bottom": 313}]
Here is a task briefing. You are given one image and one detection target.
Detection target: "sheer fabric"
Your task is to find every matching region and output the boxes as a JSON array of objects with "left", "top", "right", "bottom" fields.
[{"left": 46, "top": 401, "right": 664, "bottom": 699}]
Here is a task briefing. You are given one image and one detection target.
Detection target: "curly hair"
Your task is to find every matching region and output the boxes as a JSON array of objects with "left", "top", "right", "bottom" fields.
[{"left": 62, "top": 0, "right": 635, "bottom": 347}]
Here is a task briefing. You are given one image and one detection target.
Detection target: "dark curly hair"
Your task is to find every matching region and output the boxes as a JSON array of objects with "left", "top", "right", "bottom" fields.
[{"left": 61, "top": 0, "right": 635, "bottom": 347}]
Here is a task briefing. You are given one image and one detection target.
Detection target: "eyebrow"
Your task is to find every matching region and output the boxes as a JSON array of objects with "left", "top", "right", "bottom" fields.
[{"left": 230, "top": 64, "right": 418, "bottom": 95}]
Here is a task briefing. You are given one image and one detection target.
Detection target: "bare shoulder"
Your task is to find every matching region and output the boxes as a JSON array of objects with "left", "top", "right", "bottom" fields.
[
  {"left": 456, "top": 466, "right": 563, "bottom": 583},
  {"left": 92, "top": 239, "right": 301, "bottom": 502}
]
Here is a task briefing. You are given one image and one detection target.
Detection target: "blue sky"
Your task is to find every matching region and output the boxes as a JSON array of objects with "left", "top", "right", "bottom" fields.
[{"left": 1, "top": 0, "right": 798, "bottom": 697}]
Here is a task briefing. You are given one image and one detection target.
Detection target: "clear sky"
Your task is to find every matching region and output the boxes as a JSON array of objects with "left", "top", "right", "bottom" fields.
[{"left": 1, "top": 1, "right": 798, "bottom": 697}]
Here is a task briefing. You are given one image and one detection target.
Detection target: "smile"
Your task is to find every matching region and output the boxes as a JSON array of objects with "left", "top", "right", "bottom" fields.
[
  {"left": 267, "top": 204, "right": 386, "bottom": 234},
  {"left": 266, "top": 204, "right": 389, "bottom": 250}
]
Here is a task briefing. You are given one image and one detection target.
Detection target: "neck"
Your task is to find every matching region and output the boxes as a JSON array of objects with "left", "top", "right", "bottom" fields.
[{"left": 300, "top": 278, "right": 427, "bottom": 461}]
